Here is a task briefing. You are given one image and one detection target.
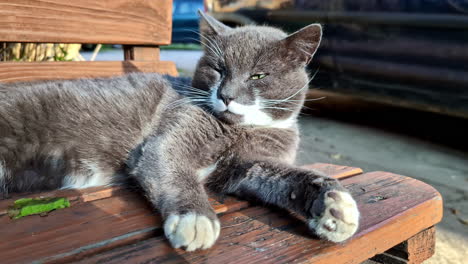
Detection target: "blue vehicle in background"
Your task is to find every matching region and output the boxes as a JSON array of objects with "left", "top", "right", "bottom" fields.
[{"left": 172, "top": 0, "right": 204, "bottom": 43}]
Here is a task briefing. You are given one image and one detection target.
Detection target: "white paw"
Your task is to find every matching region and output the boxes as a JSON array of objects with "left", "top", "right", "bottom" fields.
[
  {"left": 309, "top": 190, "right": 359, "bottom": 242},
  {"left": 164, "top": 213, "right": 221, "bottom": 251}
]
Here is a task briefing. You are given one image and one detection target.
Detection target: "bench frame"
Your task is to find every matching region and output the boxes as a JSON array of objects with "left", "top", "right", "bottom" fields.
[{"left": 0, "top": 0, "right": 177, "bottom": 82}]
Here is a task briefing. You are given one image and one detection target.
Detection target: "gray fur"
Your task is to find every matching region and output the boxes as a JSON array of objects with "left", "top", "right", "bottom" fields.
[{"left": 0, "top": 13, "right": 359, "bottom": 248}]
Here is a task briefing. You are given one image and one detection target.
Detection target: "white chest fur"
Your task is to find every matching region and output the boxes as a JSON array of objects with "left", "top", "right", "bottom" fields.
[
  {"left": 61, "top": 161, "right": 111, "bottom": 189},
  {"left": 196, "top": 162, "right": 218, "bottom": 181}
]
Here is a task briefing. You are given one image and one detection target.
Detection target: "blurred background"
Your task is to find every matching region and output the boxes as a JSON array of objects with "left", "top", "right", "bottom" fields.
[{"left": 1, "top": 1, "right": 466, "bottom": 263}]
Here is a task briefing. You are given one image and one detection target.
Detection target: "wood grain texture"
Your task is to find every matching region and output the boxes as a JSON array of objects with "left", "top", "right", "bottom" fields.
[
  {"left": 0, "top": 191, "right": 248, "bottom": 264},
  {"left": 0, "top": 0, "right": 173, "bottom": 45},
  {"left": 124, "top": 46, "right": 160, "bottom": 61},
  {"left": 404, "top": 227, "right": 437, "bottom": 263},
  {"left": 0, "top": 165, "right": 442, "bottom": 264},
  {"left": 0, "top": 60, "right": 178, "bottom": 83},
  {"left": 74, "top": 172, "right": 443, "bottom": 264},
  {"left": 0, "top": 163, "right": 361, "bottom": 263},
  {"left": 302, "top": 163, "right": 363, "bottom": 179},
  {"left": 372, "top": 227, "right": 437, "bottom": 264}
]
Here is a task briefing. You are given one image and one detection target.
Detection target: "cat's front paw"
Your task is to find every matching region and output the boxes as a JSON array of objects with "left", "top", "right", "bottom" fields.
[
  {"left": 164, "top": 213, "right": 221, "bottom": 251},
  {"left": 308, "top": 190, "right": 359, "bottom": 242}
]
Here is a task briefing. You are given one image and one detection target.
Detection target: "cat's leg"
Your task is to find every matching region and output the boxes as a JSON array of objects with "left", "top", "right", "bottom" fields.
[
  {"left": 207, "top": 159, "right": 359, "bottom": 242},
  {"left": 128, "top": 138, "right": 220, "bottom": 251},
  {"left": 0, "top": 159, "right": 9, "bottom": 197}
]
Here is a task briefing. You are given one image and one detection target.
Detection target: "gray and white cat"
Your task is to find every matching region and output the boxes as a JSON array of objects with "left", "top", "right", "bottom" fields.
[{"left": 0, "top": 12, "right": 359, "bottom": 251}]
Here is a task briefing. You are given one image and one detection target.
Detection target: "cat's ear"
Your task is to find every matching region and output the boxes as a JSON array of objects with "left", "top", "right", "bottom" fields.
[
  {"left": 280, "top": 24, "right": 322, "bottom": 65},
  {"left": 198, "top": 10, "right": 231, "bottom": 37}
]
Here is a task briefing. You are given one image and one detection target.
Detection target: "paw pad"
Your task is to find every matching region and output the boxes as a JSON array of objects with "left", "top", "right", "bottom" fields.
[
  {"left": 164, "top": 213, "right": 221, "bottom": 251},
  {"left": 309, "top": 190, "right": 359, "bottom": 242}
]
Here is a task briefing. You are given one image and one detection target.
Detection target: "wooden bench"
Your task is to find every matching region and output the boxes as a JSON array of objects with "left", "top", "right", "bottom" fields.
[
  {"left": 0, "top": 0, "right": 177, "bottom": 81},
  {"left": 0, "top": 1, "right": 442, "bottom": 263},
  {"left": 0, "top": 163, "right": 442, "bottom": 263}
]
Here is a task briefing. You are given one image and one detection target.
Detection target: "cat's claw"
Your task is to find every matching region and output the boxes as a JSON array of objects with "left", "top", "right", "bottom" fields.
[
  {"left": 308, "top": 190, "right": 359, "bottom": 243},
  {"left": 164, "top": 213, "right": 221, "bottom": 251}
]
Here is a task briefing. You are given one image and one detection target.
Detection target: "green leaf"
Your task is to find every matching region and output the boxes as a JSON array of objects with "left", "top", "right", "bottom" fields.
[{"left": 8, "top": 197, "right": 70, "bottom": 219}]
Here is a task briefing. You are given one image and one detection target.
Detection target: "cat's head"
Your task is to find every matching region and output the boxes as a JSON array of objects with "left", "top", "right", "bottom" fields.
[{"left": 192, "top": 12, "right": 322, "bottom": 128}]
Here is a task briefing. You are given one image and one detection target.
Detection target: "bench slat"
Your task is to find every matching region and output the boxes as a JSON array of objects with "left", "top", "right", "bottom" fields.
[
  {"left": 0, "top": 0, "right": 172, "bottom": 45},
  {"left": 301, "top": 163, "right": 363, "bottom": 179},
  {"left": 0, "top": 163, "right": 361, "bottom": 263},
  {"left": 72, "top": 172, "right": 442, "bottom": 264},
  {"left": 0, "top": 61, "right": 178, "bottom": 83}
]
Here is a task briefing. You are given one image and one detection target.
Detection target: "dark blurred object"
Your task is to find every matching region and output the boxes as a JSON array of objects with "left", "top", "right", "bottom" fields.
[
  {"left": 81, "top": 44, "right": 97, "bottom": 51},
  {"left": 173, "top": 0, "right": 204, "bottom": 43},
  {"left": 205, "top": 0, "right": 468, "bottom": 118}
]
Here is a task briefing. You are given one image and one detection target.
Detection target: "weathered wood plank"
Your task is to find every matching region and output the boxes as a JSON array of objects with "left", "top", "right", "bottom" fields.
[
  {"left": 302, "top": 163, "right": 363, "bottom": 179},
  {"left": 124, "top": 46, "right": 160, "bottom": 61},
  {"left": 0, "top": 192, "right": 249, "bottom": 264},
  {"left": 0, "top": 0, "right": 173, "bottom": 45},
  {"left": 404, "top": 227, "right": 437, "bottom": 263},
  {"left": 0, "top": 60, "right": 178, "bottom": 83},
  {"left": 75, "top": 172, "right": 442, "bottom": 264},
  {"left": 0, "top": 192, "right": 158, "bottom": 264},
  {"left": 371, "top": 227, "right": 437, "bottom": 264},
  {"left": 0, "top": 163, "right": 361, "bottom": 263}
]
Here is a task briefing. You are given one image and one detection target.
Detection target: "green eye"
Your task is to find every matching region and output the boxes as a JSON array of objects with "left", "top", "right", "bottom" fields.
[{"left": 250, "top": 73, "right": 268, "bottom": 80}]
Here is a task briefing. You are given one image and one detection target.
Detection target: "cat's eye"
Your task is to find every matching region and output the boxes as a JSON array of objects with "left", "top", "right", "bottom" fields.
[
  {"left": 213, "top": 67, "right": 224, "bottom": 76},
  {"left": 249, "top": 73, "right": 268, "bottom": 80}
]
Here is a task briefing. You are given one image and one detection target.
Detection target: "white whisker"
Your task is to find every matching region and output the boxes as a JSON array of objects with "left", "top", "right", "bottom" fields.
[
  {"left": 184, "top": 29, "right": 224, "bottom": 59},
  {"left": 263, "top": 68, "right": 320, "bottom": 107},
  {"left": 184, "top": 36, "right": 222, "bottom": 59}
]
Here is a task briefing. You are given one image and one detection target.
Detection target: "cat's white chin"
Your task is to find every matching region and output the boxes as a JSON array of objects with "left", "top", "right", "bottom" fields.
[{"left": 210, "top": 93, "right": 295, "bottom": 128}]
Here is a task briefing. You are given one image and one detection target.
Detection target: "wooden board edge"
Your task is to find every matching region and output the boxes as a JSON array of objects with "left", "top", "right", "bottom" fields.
[
  {"left": 301, "top": 163, "right": 363, "bottom": 179},
  {"left": 0, "top": 0, "right": 173, "bottom": 45},
  {"left": 314, "top": 195, "right": 443, "bottom": 263},
  {"left": 0, "top": 60, "right": 178, "bottom": 83}
]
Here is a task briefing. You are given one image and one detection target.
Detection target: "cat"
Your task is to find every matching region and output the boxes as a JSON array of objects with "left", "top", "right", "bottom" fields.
[{"left": 0, "top": 12, "right": 359, "bottom": 251}]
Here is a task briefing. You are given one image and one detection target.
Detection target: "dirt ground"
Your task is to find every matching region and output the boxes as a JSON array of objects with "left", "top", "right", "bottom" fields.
[{"left": 296, "top": 93, "right": 468, "bottom": 264}]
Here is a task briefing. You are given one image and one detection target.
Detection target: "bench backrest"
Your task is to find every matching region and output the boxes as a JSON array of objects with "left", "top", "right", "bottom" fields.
[{"left": 0, "top": 0, "right": 177, "bottom": 83}]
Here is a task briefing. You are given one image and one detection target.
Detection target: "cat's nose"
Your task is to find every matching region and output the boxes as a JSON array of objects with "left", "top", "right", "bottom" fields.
[{"left": 220, "top": 95, "right": 234, "bottom": 106}]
